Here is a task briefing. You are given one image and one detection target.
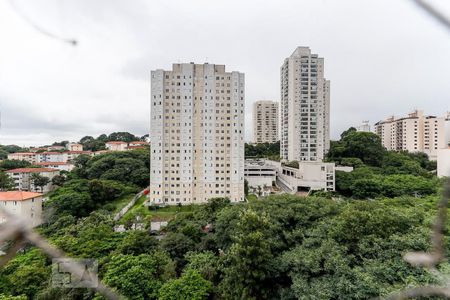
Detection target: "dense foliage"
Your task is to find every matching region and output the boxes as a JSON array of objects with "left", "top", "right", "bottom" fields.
[
  {"left": 71, "top": 148, "right": 150, "bottom": 187},
  {"left": 327, "top": 128, "right": 438, "bottom": 199},
  {"left": 1, "top": 195, "right": 447, "bottom": 299},
  {"left": 245, "top": 141, "right": 280, "bottom": 160},
  {"left": 79, "top": 132, "right": 144, "bottom": 151},
  {"left": 0, "top": 145, "right": 28, "bottom": 160}
]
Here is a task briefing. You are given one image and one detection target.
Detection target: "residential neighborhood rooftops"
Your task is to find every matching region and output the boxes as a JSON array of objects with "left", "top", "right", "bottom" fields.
[
  {"left": 5, "top": 168, "right": 59, "bottom": 173},
  {"left": 0, "top": 191, "right": 43, "bottom": 201}
]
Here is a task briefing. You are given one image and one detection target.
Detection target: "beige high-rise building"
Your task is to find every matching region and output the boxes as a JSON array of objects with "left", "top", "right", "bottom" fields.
[
  {"left": 280, "top": 47, "right": 330, "bottom": 162},
  {"left": 253, "top": 100, "right": 279, "bottom": 144},
  {"left": 150, "top": 63, "right": 245, "bottom": 205},
  {"left": 374, "top": 110, "right": 447, "bottom": 160}
]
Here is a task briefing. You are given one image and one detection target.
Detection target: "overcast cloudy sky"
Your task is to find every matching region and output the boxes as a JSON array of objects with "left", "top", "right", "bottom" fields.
[{"left": 0, "top": 0, "right": 449, "bottom": 146}]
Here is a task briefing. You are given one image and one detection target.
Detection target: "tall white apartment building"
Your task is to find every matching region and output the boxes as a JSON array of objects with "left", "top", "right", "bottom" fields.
[
  {"left": 374, "top": 110, "right": 447, "bottom": 160},
  {"left": 253, "top": 100, "right": 279, "bottom": 144},
  {"left": 280, "top": 47, "right": 330, "bottom": 162},
  {"left": 150, "top": 63, "right": 245, "bottom": 205}
]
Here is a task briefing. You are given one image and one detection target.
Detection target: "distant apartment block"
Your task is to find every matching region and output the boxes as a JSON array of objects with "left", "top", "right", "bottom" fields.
[
  {"left": 5, "top": 168, "right": 59, "bottom": 193},
  {"left": 66, "top": 143, "right": 83, "bottom": 151},
  {"left": 281, "top": 46, "right": 330, "bottom": 162},
  {"left": 0, "top": 191, "right": 43, "bottom": 227},
  {"left": 7, "top": 151, "right": 92, "bottom": 164},
  {"left": 374, "top": 110, "right": 447, "bottom": 160},
  {"left": 357, "top": 121, "right": 371, "bottom": 132},
  {"left": 253, "top": 100, "right": 279, "bottom": 144},
  {"left": 35, "top": 162, "right": 75, "bottom": 172},
  {"left": 150, "top": 62, "right": 245, "bottom": 205},
  {"left": 105, "top": 141, "right": 128, "bottom": 151}
]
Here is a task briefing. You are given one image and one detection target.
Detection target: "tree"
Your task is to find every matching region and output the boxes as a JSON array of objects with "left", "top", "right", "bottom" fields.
[
  {"left": 107, "top": 132, "right": 140, "bottom": 143},
  {"left": 219, "top": 209, "right": 275, "bottom": 299},
  {"left": 0, "top": 249, "right": 50, "bottom": 299},
  {"left": 52, "top": 192, "right": 94, "bottom": 218},
  {"left": 0, "top": 160, "right": 31, "bottom": 171},
  {"left": 327, "top": 129, "right": 386, "bottom": 166},
  {"left": 103, "top": 253, "right": 175, "bottom": 300},
  {"left": 0, "top": 172, "right": 14, "bottom": 191},
  {"left": 160, "top": 233, "right": 196, "bottom": 272},
  {"left": 159, "top": 269, "right": 212, "bottom": 300},
  {"left": 116, "top": 231, "right": 159, "bottom": 255},
  {"left": 245, "top": 141, "right": 280, "bottom": 159},
  {"left": 51, "top": 174, "right": 66, "bottom": 187},
  {"left": 31, "top": 173, "right": 50, "bottom": 193},
  {"left": 83, "top": 150, "right": 150, "bottom": 187}
]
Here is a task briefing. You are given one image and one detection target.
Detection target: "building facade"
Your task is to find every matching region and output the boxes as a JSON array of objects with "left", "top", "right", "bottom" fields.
[
  {"left": 6, "top": 168, "right": 59, "bottom": 193},
  {"left": 374, "top": 110, "right": 447, "bottom": 160},
  {"left": 244, "top": 159, "right": 277, "bottom": 189},
  {"left": 66, "top": 143, "right": 83, "bottom": 151},
  {"left": 0, "top": 191, "right": 43, "bottom": 227},
  {"left": 264, "top": 159, "right": 335, "bottom": 193},
  {"left": 105, "top": 141, "right": 128, "bottom": 151},
  {"left": 253, "top": 100, "right": 279, "bottom": 144},
  {"left": 150, "top": 63, "right": 245, "bottom": 205},
  {"left": 280, "top": 46, "right": 330, "bottom": 162}
]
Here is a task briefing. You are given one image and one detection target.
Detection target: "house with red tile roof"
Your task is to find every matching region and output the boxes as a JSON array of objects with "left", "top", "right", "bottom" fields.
[{"left": 0, "top": 191, "right": 43, "bottom": 227}]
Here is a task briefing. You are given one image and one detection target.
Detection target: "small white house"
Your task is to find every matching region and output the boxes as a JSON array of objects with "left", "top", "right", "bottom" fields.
[
  {"left": 0, "top": 191, "right": 43, "bottom": 227},
  {"left": 105, "top": 141, "right": 128, "bottom": 151}
]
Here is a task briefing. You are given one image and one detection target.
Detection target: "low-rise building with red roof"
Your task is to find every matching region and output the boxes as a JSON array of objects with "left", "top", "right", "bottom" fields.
[{"left": 0, "top": 191, "right": 43, "bottom": 227}]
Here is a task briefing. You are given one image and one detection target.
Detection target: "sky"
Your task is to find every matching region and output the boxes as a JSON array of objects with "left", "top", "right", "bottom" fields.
[{"left": 0, "top": 0, "right": 449, "bottom": 146}]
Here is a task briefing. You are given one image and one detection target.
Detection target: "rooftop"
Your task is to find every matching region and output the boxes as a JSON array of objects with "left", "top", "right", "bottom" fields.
[
  {"left": 6, "top": 168, "right": 59, "bottom": 173},
  {"left": 0, "top": 191, "right": 43, "bottom": 201}
]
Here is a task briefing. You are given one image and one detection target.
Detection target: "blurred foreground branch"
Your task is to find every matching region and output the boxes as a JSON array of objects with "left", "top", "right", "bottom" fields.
[
  {"left": 410, "top": 0, "right": 450, "bottom": 32},
  {"left": 0, "top": 207, "right": 121, "bottom": 299}
]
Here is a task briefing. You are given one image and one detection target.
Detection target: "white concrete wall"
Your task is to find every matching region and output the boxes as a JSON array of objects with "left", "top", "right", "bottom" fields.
[{"left": 437, "top": 148, "right": 450, "bottom": 178}]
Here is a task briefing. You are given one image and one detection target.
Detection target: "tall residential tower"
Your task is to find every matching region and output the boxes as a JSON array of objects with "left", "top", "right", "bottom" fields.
[
  {"left": 253, "top": 100, "right": 279, "bottom": 144},
  {"left": 280, "top": 47, "right": 330, "bottom": 162},
  {"left": 150, "top": 63, "right": 245, "bottom": 205}
]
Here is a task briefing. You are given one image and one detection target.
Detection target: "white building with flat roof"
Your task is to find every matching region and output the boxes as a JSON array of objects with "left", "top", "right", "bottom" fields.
[
  {"left": 244, "top": 159, "right": 277, "bottom": 188},
  {"left": 0, "top": 191, "right": 43, "bottom": 227},
  {"left": 262, "top": 159, "right": 335, "bottom": 194},
  {"left": 280, "top": 47, "right": 330, "bottom": 162},
  {"left": 150, "top": 62, "right": 245, "bottom": 205}
]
